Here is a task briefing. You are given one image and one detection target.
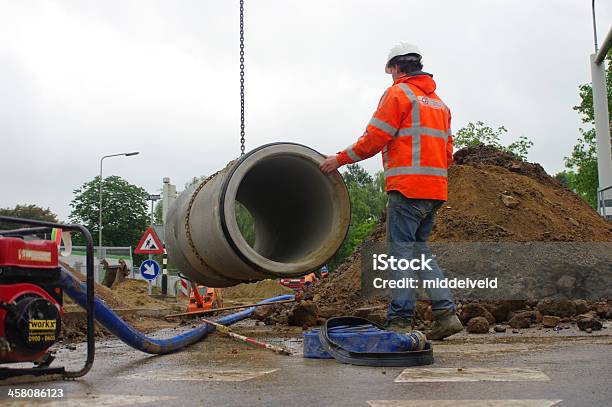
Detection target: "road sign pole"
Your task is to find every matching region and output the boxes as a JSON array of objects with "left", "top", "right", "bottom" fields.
[
  {"left": 149, "top": 199, "right": 154, "bottom": 296},
  {"left": 140, "top": 258, "right": 161, "bottom": 294},
  {"left": 135, "top": 216, "right": 163, "bottom": 298},
  {"left": 147, "top": 253, "right": 152, "bottom": 295},
  {"left": 161, "top": 245, "right": 168, "bottom": 296}
]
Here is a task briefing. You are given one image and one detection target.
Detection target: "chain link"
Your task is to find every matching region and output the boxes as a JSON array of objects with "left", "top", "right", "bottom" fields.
[
  {"left": 184, "top": 172, "right": 219, "bottom": 273},
  {"left": 239, "top": 0, "right": 246, "bottom": 156}
]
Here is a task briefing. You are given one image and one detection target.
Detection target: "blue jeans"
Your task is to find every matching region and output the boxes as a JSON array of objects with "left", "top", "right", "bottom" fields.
[{"left": 386, "top": 191, "right": 456, "bottom": 320}]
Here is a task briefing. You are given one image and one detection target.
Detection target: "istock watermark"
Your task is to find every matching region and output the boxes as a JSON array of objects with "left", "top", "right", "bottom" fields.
[
  {"left": 370, "top": 251, "right": 497, "bottom": 293},
  {"left": 372, "top": 276, "right": 498, "bottom": 290},
  {"left": 372, "top": 253, "right": 434, "bottom": 271},
  {"left": 360, "top": 241, "right": 612, "bottom": 301}
]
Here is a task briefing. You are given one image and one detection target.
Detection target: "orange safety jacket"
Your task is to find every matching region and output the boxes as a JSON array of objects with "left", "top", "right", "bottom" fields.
[{"left": 336, "top": 73, "right": 453, "bottom": 201}]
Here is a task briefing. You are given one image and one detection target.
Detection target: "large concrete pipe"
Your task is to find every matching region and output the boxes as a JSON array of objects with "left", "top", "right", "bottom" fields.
[{"left": 165, "top": 143, "right": 351, "bottom": 287}]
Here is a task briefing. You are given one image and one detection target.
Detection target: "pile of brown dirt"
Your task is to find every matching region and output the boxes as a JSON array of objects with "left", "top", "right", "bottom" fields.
[
  {"left": 307, "top": 224, "right": 387, "bottom": 317},
  {"left": 113, "top": 279, "right": 171, "bottom": 309},
  {"left": 60, "top": 312, "right": 178, "bottom": 343},
  {"left": 60, "top": 261, "right": 126, "bottom": 309},
  {"left": 224, "top": 279, "right": 295, "bottom": 300},
  {"left": 453, "top": 144, "right": 560, "bottom": 188},
  {"left": 60, "top": 262, "right": 172, "bottom": 310},
  {"left": 59, "top": 262, "right": 175, "bottom": 342},
  {"left": 431, "top": 164, "right": 611, "bottom": 242},
  {"left": 298, "top": 146, "right": 612, "bottom": 322}
]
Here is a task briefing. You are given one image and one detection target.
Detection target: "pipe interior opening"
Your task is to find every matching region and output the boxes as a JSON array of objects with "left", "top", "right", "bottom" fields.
[{"left": 234, "top": 155, "right": 335, "bottom": 263}]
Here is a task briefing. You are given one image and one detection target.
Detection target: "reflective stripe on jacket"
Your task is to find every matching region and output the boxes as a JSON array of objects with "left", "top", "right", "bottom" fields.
[{"left": 336, "top": 73, "right": 453, "bottom": 201}]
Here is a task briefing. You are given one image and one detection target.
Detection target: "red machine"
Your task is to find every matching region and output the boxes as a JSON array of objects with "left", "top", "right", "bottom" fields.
[
  {"left": 0, "top": 238, "right": 62, "bottom": 365},
  {"left": 187, "top": 283, "right": 222, "bottom": 313},
  {"left": 0, "top": 216, "right": 95, "bottom": 381},
  {"left": 279, "top": 268, "right": 328, "bottom": 291}
]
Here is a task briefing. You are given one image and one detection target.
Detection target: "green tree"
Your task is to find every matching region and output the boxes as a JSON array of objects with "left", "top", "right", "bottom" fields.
[
  {"left": 0, "top": 204, "right": 59, "bottom": 230},
  {"left": 564, "top": 55, "right": 612, "bottom": 208},
  {"left": 235, "top": 203, "right": 255, "bottom": 247},
  {"left": 184, "top": 175, "right": 206, "bottom": 190},
  {"left": 154, "top": 201, "right": 163, "bottom": 224},
  {"left": 454, "top": 121, "right": 533, "bottom": 160},
  {"left": 554, "top": 170, "right": 577, "bottom": 189},
  {"left": 69, "top": 176, "right": 149, "bottom": 247},
  {"left": 329, "top": 164, "right": 387, "bottom": 270}
]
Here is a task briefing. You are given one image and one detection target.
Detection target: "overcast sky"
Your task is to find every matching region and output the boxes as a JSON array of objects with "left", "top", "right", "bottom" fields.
[{"left": 1, "top": 1, "right": 611, "bottom": 221}]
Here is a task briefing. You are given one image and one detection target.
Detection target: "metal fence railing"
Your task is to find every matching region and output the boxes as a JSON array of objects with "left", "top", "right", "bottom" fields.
[
  {"left": 598, "top": 185, "right": 612, "bottom": 221},
  {"left": 128, "top": 267, "right": 184, "bottom": 297},
  {"left": 60, "top": 246, "right": 133, "bottom": 284}
]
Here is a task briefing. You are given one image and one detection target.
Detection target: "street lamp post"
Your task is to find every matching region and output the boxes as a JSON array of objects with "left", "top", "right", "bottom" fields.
[
  {"left": 146, "top": 194, "right": 161, "bottom": 296},
  {"left": 591, "top": 0, "right": 598, "bottom": 52},
  {"left": 98, "top": 152, "right": 140, "bottom": 267}
]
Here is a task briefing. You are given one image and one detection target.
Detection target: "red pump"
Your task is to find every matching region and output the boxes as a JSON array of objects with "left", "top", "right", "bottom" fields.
[{"left": 0, "top": 237, "right": 62, "bottom": 366}]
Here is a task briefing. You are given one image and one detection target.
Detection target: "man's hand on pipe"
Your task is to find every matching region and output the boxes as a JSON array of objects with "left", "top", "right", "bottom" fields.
[{"left": 320, "top": 155, "right": 341, "bottom": 174}]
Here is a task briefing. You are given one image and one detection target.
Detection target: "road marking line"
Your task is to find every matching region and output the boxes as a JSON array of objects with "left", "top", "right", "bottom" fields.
[
  {"left": 367, "top": 400, "right": 562, "bottom": 407},
  {"left": 394, "top": 367, "right": 550, "bottom": 383},
  {"left": 1, "top": 395, "right": 176, "bottom": 407},
  {"left": 121, "top": 368, "right": 279, "bottom": 382},
  {"left": 434, "top": 344, "right": 531, "bottom": 354}
]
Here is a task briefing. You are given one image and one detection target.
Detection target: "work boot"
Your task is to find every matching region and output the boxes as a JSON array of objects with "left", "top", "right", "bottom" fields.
[
  {"left": 426, "top": 309, "right": 463, "bottom": 340},
  {"left": 383, "top": 317, "right": 412, "bottom": 333}
]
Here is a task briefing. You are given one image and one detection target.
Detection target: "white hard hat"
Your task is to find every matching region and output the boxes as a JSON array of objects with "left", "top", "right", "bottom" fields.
[{"left": 385, "top": 42, "right": 421, "bottom": 73}]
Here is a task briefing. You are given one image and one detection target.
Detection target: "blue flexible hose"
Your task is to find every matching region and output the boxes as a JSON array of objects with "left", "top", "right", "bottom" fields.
[{"left": 58, "top": 267, "right": 294, "bottom": 354}]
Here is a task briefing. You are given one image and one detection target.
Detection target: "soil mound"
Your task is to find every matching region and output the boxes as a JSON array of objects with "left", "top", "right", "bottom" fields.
[
  {"left": 453, "top": 144, "right": 559, "bottom": 188},
  {"left": 224, "top": 279, "right": 295, "bottom": 300},
  {"left": 113, "top": 279, "right": 170, "bottom": 309},
  {"left": 432, "top": 165, "right": 611, "bottom": 242},
  {"left": 59, "top": 262, "right": 175, "bottom": 342},
  {"left": 303, "top": 146, "right": 611, "bottom": 319},
  {"left": 60, "top": 261, "right": 126, "bottom": 309}
]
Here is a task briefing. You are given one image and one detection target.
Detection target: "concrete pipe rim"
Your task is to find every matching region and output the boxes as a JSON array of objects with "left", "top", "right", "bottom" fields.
[{"left": 219, "top": 142, "right": 351, "bottom": 278}]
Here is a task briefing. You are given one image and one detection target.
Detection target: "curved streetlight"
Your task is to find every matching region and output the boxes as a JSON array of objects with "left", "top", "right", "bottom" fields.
[
  {"left": 592, "top": 0, "right": 598, "bottom": 52},
  {"left": 99, "top": 152, "right": 140, "bottom": 261}
]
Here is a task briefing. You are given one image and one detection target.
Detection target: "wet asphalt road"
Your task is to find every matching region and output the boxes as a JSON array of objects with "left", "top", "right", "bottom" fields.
[{"left": 1, "top": 322, "right": 611, "bottom": 407}]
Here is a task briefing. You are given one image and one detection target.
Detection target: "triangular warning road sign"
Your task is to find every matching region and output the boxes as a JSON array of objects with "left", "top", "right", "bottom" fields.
[{"left": 134, "top": 226, "right": 164, "bottom": 254}]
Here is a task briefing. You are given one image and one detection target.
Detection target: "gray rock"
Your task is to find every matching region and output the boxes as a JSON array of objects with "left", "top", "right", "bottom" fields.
[
  {"left": 541, "top": 315, "right": 561, "bottom": 328},
  {"left": 466, "top": 317, "right": 490, "bottom": 334},
  {"left": 537, "top": 299, "right": 577, "bottom": 318},
  {"left": 459, "top": 303, "right": 495, "bottom": 326},
  {"left": 252, "top": 305, "right": 274, "bottom": 320},
  {"left": 501, "top": 194, "right": 520, "bottom": 208},
  {"left": 594, "top": 302, "right": 612, "bottom": 319},
  {"left": 574, "top": 300, "right": 589, "bottom": 315},
  {"left": 577, "top": 317, "right": 602, "bottom": 332},
  {"left": 509, "top": 314, "right": 531, "bottom": 329}
]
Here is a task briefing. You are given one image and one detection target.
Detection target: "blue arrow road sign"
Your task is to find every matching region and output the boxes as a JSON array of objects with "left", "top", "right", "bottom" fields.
[{"left": 139, "top": 259, "right": 160, "bottom": 280}]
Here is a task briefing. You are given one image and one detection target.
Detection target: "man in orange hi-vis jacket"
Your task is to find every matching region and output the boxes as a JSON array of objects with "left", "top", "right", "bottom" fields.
[{"left": 320, "top": 42, "right": 463, "bottom": 340}]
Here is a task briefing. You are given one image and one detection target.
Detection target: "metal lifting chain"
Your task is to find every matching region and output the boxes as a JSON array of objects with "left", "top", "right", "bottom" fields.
[{"left": 239, "top": 0, "right": 246, "bottom": 156}]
